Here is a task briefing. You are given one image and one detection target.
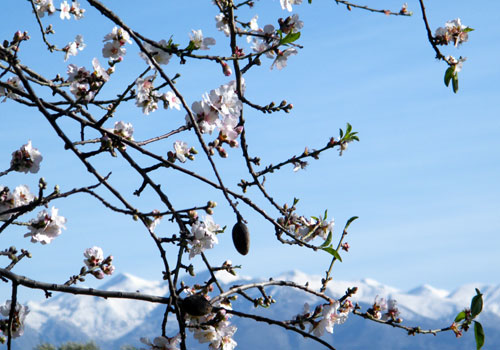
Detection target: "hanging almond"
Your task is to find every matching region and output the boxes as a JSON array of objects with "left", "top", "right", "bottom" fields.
[
  {"left": 181, "top": 294, "right": 212, "bottom": 317},
  {"left": 232, "top": 221, "right": 250, "bottom": 255}
]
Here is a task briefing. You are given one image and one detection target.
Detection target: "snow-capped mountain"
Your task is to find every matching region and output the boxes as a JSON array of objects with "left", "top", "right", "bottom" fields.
[{"left": 9, "top": 270, "right": 500, "bottom": 349}]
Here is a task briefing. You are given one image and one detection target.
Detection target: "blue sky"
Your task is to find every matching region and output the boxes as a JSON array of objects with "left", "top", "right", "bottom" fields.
[{"left": 1, "top": 0, "right": 499, "bottom": 303}]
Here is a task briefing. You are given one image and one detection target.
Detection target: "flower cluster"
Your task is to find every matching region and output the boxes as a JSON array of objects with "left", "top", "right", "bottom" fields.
[
  {"left": 66, "top": 58, "right": 111, "bottom": 101},
  {"left": 24, "top": 206, "right": 66, "bottom": 244},
  {"left": 102, "top": 26, "right": 132, "bottom": 60},
  {"left": 63, "top": 34, "right": 85, "bottom": 61},
  {"left": 367, "top": 296, "right": 402, "bottom": 322},
  {"left": 83, "top": 246, "right": 114, "bottom": 279},
  {"left": 188, "top": 215, "right": 220, "bottom": 259},
  {"left": 33, "top": 0, "right": 56, "bottom": 17},
  {"left": 278, "top": 211, "right": 334, "bottom": 243},
  {"left": 434, "top": 18, "right": 473, "bottom": 47},
  {"left": 248, "top": 15, "right": 302, "bottom": 70},
  {"left": 134, "top": 76, "right": 180, "bottom": 115},
  {"left": 10, "top": 141, "right": 43, "bottom": 174},
  {"left": 0, "top": 76, "right": 25, "bottom": 102},
  {"left": 59, "top": 1, "right": 85, "bottom": 20},
  {"left": 0, "top": 185, "right": 34, "bottom": 220},
  {"left": 294, "top": 300, "right": 352, "bottom": 337},
  {"left": 0, "top": 300, "right": 30, "bottom": 339},
  {"left": 141, "top": 334, "right": 181, "bottom": 350},
  {"left": 188, "top": 80, "right": 244, "bottom": 156},
  {"left": 186, "top": 300, "right": 237, "bottom": 350}
]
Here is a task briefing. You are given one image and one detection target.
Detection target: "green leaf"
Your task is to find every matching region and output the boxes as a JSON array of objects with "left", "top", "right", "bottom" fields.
[
  {"left": 444, "top": 67, "right": 454, "bottom": 87},
  {"left": 454, "top": 310, "right": 466, "bottom": 322},
  {"left": 280, "top": 32, "right": 301, "bottom": 45},
  {"left": 463, "top": 27, "right": 475, "bottom": 33},
  {"left": 474, "top": 321, "right": 485, "bottom": 350},
  {"left": 344, "top": 216, "right": 359, "bottom": 231},
  {"left": 185, "top": 41, "right": 196, "bottom": 51},
  {"left": 321, "top": 246, "right": 342, "bottom": 262},
  {"left": 320, "top": 232, "right": 333, "bottom": 248},
  {"left": 339, "top": 128, "right": 344, "bottom": 139},
  {"left": 471, "top": 289, "right": 483, "bottom": 318},
  {"left": 452, "top": 74, "right": 459, "bottom": 93},
  {"left": 345, "top": 123, "right": 352, "bottom": 135}
]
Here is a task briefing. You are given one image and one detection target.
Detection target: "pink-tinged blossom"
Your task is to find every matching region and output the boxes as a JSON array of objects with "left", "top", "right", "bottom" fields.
[
  {"left": 92, "top": 58, "right": 110, "bottom": 82},
  {"left": 102, "top": 27, "right": 131, "bottom": 59},
  {"left": 189, "top": 215, "right": 220, "bottom": 259},
  {"left": 135, "top": 75, "right": 163, "bottom": 115},
  {"left": 280, "top": 0, "right": 302, "bottom": 12},
  {"left": 24, "top": 207, "right": 66, "bottom": 244},
  {"left": 311, "top": 301, "right": 348, "bottom": 337},
  {"left": 33, "top": 0, "right": 55, "bottom": 17},
  {"left": 163, "top": 91, "right": 181, "bottom": 110},
  {"left": 60, "top": 1, "right": 71, "bottom": 19},
  {"left": 11, "top": 140, "right": 43, "bottom": 174},
  {"left": 83, "top": 246, "right": 104, "bottom": 267},
  {"left": 189, "top": 100, "right": 219, "bottom": 134},
  {"left": 0, "top": 300, "right": 29, "bottom": 338},
  {"left": 69, "top": 1, "right": 85, "bottom": 20},
  {"left": 0, "top": 76, "right": 25, "bottom": 102},
  {"left": 141, "top": 334, "right": 181, "bottom": 350},
  {"left": 434, "top": 18, "right": 472, "bottom": 47},
  {"left": 189, "top": 29, "right": 216, "bottom": 50},
  {"left": 139, "top": 40, "right": 172, "bottom": 68},
  {"left": 271, "top": 48, "right": 297, "bottom": 70}
]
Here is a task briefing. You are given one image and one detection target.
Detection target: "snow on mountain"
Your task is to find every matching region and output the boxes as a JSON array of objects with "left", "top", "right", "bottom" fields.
[
  {"left": 18, "top": 270, "right": 499, "bottom": 349},
  {"left": 27, "top": 273, "right": 169, "bottom": 341}
]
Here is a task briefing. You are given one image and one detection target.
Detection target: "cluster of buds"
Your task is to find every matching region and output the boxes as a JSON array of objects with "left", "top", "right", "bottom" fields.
[
  {"left": 434, "top": 18, "right": 473, "bottom": 47},
  {"left": 63, "top": 246, "right": 115, "bottom": 283}
]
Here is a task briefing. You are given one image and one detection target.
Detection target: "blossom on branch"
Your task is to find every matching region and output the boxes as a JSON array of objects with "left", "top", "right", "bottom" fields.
[
  {"left": 271, "top": 48, "right": 297, "bottom": 70},
  {"left": 189, "top": 29, "right": 216, "bottom": 50},
  {"left": 188, "top": 215, "right": 220, "bottom": 259},
  {"left": 140, "top": 334, "right": 181, "bottom": 350},
  {"left": 103, "top": 27, "right": 132, "bottom": 60},
  {"left": 434, "top": 18, "right": 473, "bottom": 47},
  {"left": 0, "top": 77, "right": 25, "bottom": 102},
  {"left": 311, "top": 301, "right": 349, "bottom": 337},
  {"left": 280, "top": 0, "right": 302, "bottom": 12},
  {"left": 83, "top": 246, "right": 104, "bottom": 267},
  {"left": 0, "top": 300, "right": 30, "bottom": 338},
  {"left": 10, "top": 140, "right": 43, "bottom": 174},
  {"left": 63, "top": 34, "right": 85, "bottom": 61},
  {"left": 33, "top": 0, "right": 56, "bottom": 17},
  {"left": 139, "top": 40, "right": 173, "bottom": 69},
  {"left": 24, "top": 206, "right": 66, "bottom": 244}
]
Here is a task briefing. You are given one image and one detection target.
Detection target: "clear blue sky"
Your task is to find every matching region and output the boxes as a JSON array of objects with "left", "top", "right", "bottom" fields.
[{"left": 1, "top": 0, "right": 499, "bottom": 303}]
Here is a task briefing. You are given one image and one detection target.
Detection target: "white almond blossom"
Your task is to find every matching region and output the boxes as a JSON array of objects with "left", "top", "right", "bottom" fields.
[
  {"left": 135, "top": 75, "right": 163, "bottom": 115},
  {"left": 0, "top": 76, "right": 25, "bottom": 102},
  {"left": 311, "top": 301, "right": 348, "bottom": 337},
  {"left": 11, "top": 140, "right": 43, "bottom": 174},
  {"left": 0, "top": 300, "right": 30, "bottom": 338},
  {"left": 24, "top": 207, "right": 66, "bottom": 244},
  {"left": 102, "top": 27, "right": 131, "bottom": 59},
  {"left": 173, "top": 141, "right": 189, "bottom": 163},
  {"left": 163, "top": 91, "right": 181, "bottom": 110},
  {"left": 112, "top": 121, "right": 134, "bottom": 140},
  {"left": 13, "top": 185, "right": 34, "bottom": 207},
  {"left": 139, "top": 40, "right": 173, "bottom": 68},
  {"left": 63, "top": 34, "right": 85, "bottom": 61},
  {"left": 215, "top": 13, "right": 230, "bottom": 37},
  {"left": 140, "top": 334, "right": 181, "bottom": 350},
  {"left": 189, "top": 29, "right": 216, "bottom": 50},
  {"left": 271, "top": 48, "right": 297, "bottom": 70},
  {"left": 33, "top": 0, "right": 55, "bottom": 17},
  {"left": 60, "top": 0, "right": 71, "bottom": 20},
  {"left": 189, "top": 215, "right": 220, "bottom": 259},
  {"left": 83, "top": 246, "right": 104, "bottom": 267},
  {"left": 280, "top": 0, "right": 302, "bottom": 12}
]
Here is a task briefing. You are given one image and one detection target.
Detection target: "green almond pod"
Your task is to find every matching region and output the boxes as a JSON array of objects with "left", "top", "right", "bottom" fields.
[
  {"left": 181, "top": 294, "right": 212, "bottom": 317},
  {"left": 232, "top": 221, "right": 250, "bottom": 255}
]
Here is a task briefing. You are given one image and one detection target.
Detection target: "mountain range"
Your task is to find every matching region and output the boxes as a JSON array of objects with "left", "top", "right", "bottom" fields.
[{"left": 8, "top": 270, "right": 500, "bottom": 349}]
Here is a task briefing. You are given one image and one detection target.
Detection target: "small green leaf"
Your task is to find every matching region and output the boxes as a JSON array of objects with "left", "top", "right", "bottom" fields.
[
  {"left": 454, "top": 310, "right": 466, "bottom": 322},
  {"left": 339, "top": 128, "right": 344, "bottom": 139},
  {"left": 344, "top": 216, "right": 359, "bottom": 231},
  {"left": 463, "top": 27, "right": 475, "bottom": 33},
  {"left": 444, "top": 67, "right": 454, "bottom": 87},
  {"left": 280, "top": 32, "right": 301, "bottom": 45},
  {"left": 324, "top": 209, "right": 328, "bottom": 220},
  {"left": 346, "top": 123, "right": 352, "bottom": 135},
  {"left": 474, "top": 321, "right": 485, "bottom": 350},
  {"left": 321, "top": 246, "right": 342, "bottom": 262},
  {"left": 471, "top": 289, "right": 483, "bottom": 318},
  {"left": 320, "top": 232, "right": 333, "bottom": 248},
  {"left": 452, "top": 74, "right": 459, "bottom": 93},
  {"left": 185, "top": 41, "right": 196, "bottom": 51}
]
